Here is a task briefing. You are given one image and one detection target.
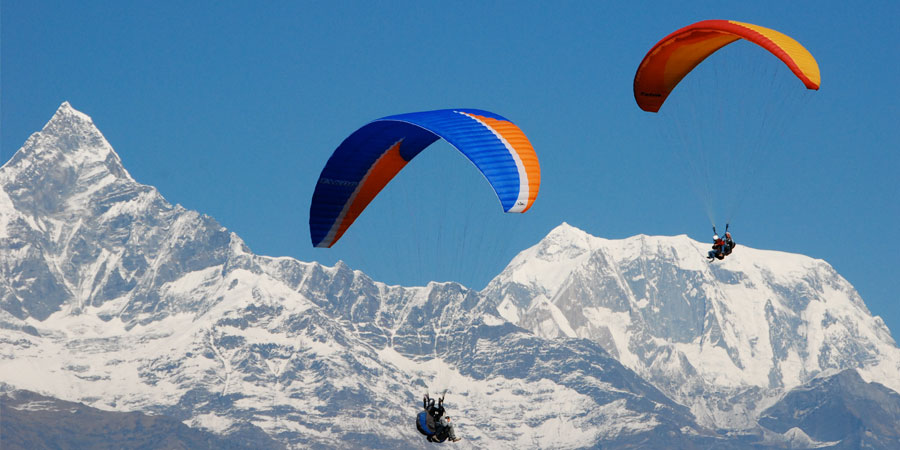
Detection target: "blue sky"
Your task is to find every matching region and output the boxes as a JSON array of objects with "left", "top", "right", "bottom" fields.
[{"left": 2, "top": 1, "right": 898, "bottom": 334}]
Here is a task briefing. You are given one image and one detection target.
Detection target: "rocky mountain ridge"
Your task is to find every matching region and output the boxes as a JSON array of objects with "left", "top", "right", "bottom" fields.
[
  {"left": 481, "top": 223, "right": 900, "bottom": 429},
  {"left": 1, "top": 103, "right": 898, "bottom": 449}
]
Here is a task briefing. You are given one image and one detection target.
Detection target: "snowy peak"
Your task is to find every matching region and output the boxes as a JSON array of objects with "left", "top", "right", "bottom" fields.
[
  {"left": 485, "top": 222, "right": 593, "bottom": 300},
  {"left": 482, "top": 223, "right": 900, "bottom": 429},
  {"left": 48, "top": 101, "right": 94, "bottom": 128},
  {"left": 18, "top": 102, "right": 121, "bottom": 169},
  {"left": 532, "top": 222, "right": 596, "bottom": 258},
  {"left": 1, "top": 102, "right": 133, "bottom": 215},
  {"left": 3, "top": 104, "right": 900, "bottom": 447},
  {"left": 544, "top": 221, "right": 591, "bottom": 242},
  {"left": 486, "top": 230, "right": 707, "bottom": 309},
  {"left": 40, "top": 101, "right": 116, "bottom": 161},
  {"left": 0, "top": 103, "right": 711, "bottom": 446},
  {"left": 0, "top": 103, "right": 209, "bottom": 322},
  {"left": 489, "top": 229, "right": 839, "bottom": 306}
]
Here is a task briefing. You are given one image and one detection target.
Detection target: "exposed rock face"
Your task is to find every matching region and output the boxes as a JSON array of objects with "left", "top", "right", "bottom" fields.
[
  {"left": 0, "top": 103, "right": 707, "bottom": 448},
  {"left": 481, "top": 224, "right": 900, "bottom": 430},
  {"left": 2, "top": 103, "right": 898, "bottom": 449},
  {"left": 758, "top": 369, "right": 900, "bottom": 449}
]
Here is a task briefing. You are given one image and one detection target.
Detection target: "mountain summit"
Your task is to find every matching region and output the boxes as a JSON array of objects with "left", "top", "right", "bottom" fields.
[
  {"left": 482, "top": 223, "right": 900, "bottom": 429},
  {"left": 2, "top": 103, "right": 899, "bottom": 448},
  {"left": 1, "top": 103, "right": 707, "bottom": 448},
  {"left": 2, "top": 102, "right": 134, "bottom": 212},
  {"left": 1, "top": 102, "right": 237, "bottom": 322}
]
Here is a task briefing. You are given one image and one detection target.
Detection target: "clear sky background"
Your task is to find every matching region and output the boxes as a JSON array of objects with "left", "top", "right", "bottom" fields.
[{"left": 3, "top": 2, "right": 898, "bottom": 334}]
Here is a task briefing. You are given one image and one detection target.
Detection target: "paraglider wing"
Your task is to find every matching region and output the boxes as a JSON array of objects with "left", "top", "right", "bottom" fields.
[
  {"left": 309, "top": 109, "right": 540, "bottom": 248},
  {"left": 633, "top": 20, "right": 821, "bottom": 112}
]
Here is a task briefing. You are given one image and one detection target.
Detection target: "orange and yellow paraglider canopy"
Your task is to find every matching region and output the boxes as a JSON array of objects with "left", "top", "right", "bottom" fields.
[{"left": 634, "top": 20, "right": 820, "bottom": 112}]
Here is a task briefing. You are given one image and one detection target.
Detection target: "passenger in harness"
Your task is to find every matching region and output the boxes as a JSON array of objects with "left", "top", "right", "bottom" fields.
[
  {"left": 707, "top": 234, "right": 726, "bottom": 260},
  {"left": 416, "top": 393, "right": 460, "bottom": 443},
  {"left": 723, "top": 231, "right": 736, "bottom": 256},
  {"left": 707, "top": 225, "right": 736, "bottom": 261}
]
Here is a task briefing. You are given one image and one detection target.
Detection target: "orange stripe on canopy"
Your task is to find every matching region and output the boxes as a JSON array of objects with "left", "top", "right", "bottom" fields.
[
  {"left": 465, "top": 113, "right": 540, "bottom": 212},
  {"left": 328, "top": 140, "right": 409, "bottom": 247},
  {"left": 634, "top": 19, "right": 820, "bottom": 113}
]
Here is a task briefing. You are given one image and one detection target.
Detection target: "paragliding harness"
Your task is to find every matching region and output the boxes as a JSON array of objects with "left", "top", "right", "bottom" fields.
[
  {"left": 723, "top": 238, "right": 736, "bottom": 256},
  {"left": 416, "top": 393, "right": 449, "bottom": 443},
  {"left": 712, "top": 224, "right": 737, "bottom": 259}
]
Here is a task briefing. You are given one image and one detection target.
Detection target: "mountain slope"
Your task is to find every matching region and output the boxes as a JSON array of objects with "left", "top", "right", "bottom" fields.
[
  {"left": 1, "top": 388, "right": 283, "bottom": 450},
  {"left": 3, "top": 103, "right": 899, "bottom": 448},
  {"left": 759, "top": 369, "right": 900, "bottom": 449},
  {"left": 481, "top": 223, "right": 900, "bottom": 429},
  {"left": 0, "top": 103, "right": 718, "bottom": 449}
]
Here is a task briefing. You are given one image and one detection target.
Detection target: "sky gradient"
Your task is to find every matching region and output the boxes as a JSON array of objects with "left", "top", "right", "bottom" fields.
[{"left": 2, "top": 2, "right": 898, "bottom": 334}]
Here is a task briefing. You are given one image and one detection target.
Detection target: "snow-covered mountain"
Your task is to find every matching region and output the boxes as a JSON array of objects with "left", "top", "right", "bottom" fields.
[
  {"left": 1, "top": 103, "right": 718, "bottom": 449},
  {"left": 759, "top": 369, "right": 900, "bottom": 449},
  {"left": 2, "top": 103, "right": 899, "bottom": 449},
  {"left": 481, "top": 223, "right": 900, "bottom": 430}
]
